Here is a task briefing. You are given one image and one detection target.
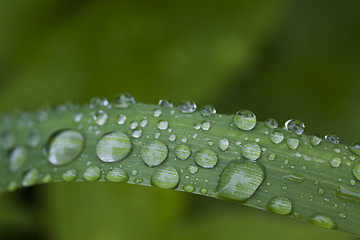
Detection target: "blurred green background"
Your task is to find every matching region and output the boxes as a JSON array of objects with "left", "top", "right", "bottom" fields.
[{"left": 0, "top": 0, "right": 359, "bottom": 239}]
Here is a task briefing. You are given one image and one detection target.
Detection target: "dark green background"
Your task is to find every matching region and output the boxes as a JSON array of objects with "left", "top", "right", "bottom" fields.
[{"left": 0, "top": 1, "right": 359, "bottom": 239}]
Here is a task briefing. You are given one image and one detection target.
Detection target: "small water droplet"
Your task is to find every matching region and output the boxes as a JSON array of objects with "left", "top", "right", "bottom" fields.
[
  {"left": 140, "top": 140, "right": 168, "bottom": 167},
  {"left": 134, "top": 178, "right": 143, "bottom": 184},
  {"left": 267, "top": 153, "right": 276, "bottom": 161},
  {"left": 218, "top": 138, "right": 229, "bottom": 151},
  {"left": 93, "top": 110, "right": 108, "bottom": 126},
  {"left": 287, "top": 138, "right": 299, "bottom": 150},
  {"left": 283, "top": 174, "right": 305, "bottom": 183},
  {"left": 267, "top": 196, "right": 292, "bottom": 215},
  {"left": 62, "top": 169, "right": 77, "bottom": 181},
  {"left": 183, "top": 184, "right": 195, "bottom": 192},
  {"left": 200, "top": 105, "right": 216, "bottom": 116},
  {"left": 158, "top": 120, "right": 168, "bottom": 130},
  {"left": 129, "top": 121, "right": 138, "bottom": 129},
  {"left": 265, "top": 118, "right": 278, "bottom": 129},
  {"left": 151, "top": 166, "right": 179, "bottom": 189},
  {"left": 42, "top": 173, "right": 52, "bottom": 183},
  {"left": 350, "top": 141, "right": 360, "bottom": 156},
  {"left": 174, "top": 145, "right": 191, "bottom": 160},
  {"left": 241, "top": 143, "right": 261, "bottom": 160},
  {"left": 96, "top": 131, "right": 132, "bottom": 162},
  {"left": 8, "top": 147, "right": 28, "bottom": 172},
  {"left": 233, "top": 110, "right": 256, "bottom": 131},
  {"left": 168, "top": 134, "right": 176, "bottom": 142},
  {"left": 329, "top": 157, "right": 341, "bottom": 168},
  {"left": 22, "top": 169, "right": 39, "bottom": 187},
  {"left": 90, "top": 97, "right": 109, "bottom": 108},
  {"left": 270, "top": 131, "right": 284, "bottom": 144},
  {"left": 195, "top": 149, "right": 218, "bottom": 168},
  {"left": 26, "top": 130, "right": 41, "bottom": 147},
  {"left": 284, "top": 119, "right": 305, "bottom": 135},
  {"left": 117, "top": 114, "right": 127, "bottom": 125},
  {"left": 83, "top": 166, "right": 101, "bottom": 181},
  {"left": 216, "top": 160, "right": 265, "bottom": 202},
  {"left": 309, "top": 214, "right": 336, "bottom": 229},
  {"left": 113, "top": 93, "right": 135, "bottom": 108},
  {"left": 178, "top": 101, "right": 197, "bottom": 113},
  {"left": 201, "top": 121, "right": 211, "bottom": 131},
  {"left": 74, "top": 113, "right": 83, "bottom": 123},
  {"left": 187, "top": 165, "right": 199, "bottom": 174},
  {"left": 158, "top": 99, "right": 173, "bottom": 108},
  {"left": 311, "top": 135, "right": 322, "bottom": 146},
  {"left": 105, "top": 168, "right": 129, "bottom": 182},
  {"left": 153, "top": 108, "right": 162, "bottom": 117},
  {"left": 132, "top": 129, "right": 142, "bottom": 138},
  {"left": 200, "top": 188, "right": 208, "bottom": 194},
  {"left": 318, "top": 188, "right": 325, "bottom": 195},
  {"left": 45, "top": 130, "right": 85, "bottom": 166},
  {"left": 140, "top": 119, "right": 148, "bottom": 128},
  {"left": 325, "top": 134, "right": 339, "bottom": 144}
]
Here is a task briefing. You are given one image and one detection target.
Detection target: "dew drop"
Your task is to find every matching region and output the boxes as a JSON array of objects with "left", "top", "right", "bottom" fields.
[
  {"left": 267, "top": 196, "right": 292, "bottom": 215},
  {"left": 83, "top": 166, "right": 101, "bottom": 181},
  {"left": 311, "top": 135, "right": 322, "bottom": 146},
  {"left": 233, "top": 110, "right": 256, "bottom": 130},
  {"left": 62, "top": 169, "right": 77, "bottom": 181},
  {"left": 158, "top": 99, "right": 173, "bottom": 108},
  {"left": 22, "top": 169, "right": 39, "bottom": 187},
  {"left": 90, "top": 97, "right": 108, "bottom": 108},
  {"left": 338, "top": 212, "right": 346, "bottom": 219},
  {"left": 325, "top": 134, "right": 339, "bottom": 144},
  {"left": 74, "top": 113, "right": 83, "bottom": 123},
  {"left": 183, "top": 184, "right": 195, "bottom": 192},
  {"left": 158, "top": 120, "right": 168, "bottom": 130},
  {"left": 200, "top": 188, "right": 208, "bottom": 194},
  {"left": 284, "top": 119, "right": 305, "bottom": 135},
  {"left": 93, "top": 110, "right": 108, "bottom": 126},
  {"left": 200, "top": 105, "right": 216, "bottom": 116},
  {"left": 153, "top": 108, "right": 162, "bottom": 117},
  {"left": 267, "top": 153, "right": 277, "bottom": 161},
  {"left": 350, "top": 141, "right": 360, "bottom": 156},
  {"left": 218, "top": 138, "right": 229, "bottom": 151},
  {"left": 283, "top": 174, "right": 305, "bottom": 183},
  {"left": 26, "top": 130, "right": 41, "bottom": 148},
  {"left": 241, "top": 143, "right": 261, "bottom": 161},
  {"left": 130, "top": 121, "right": 138, "bottom": 129},
  {"left": 45, "top": 130, "right": 85, "bottom": 166},
  {"left": 329, "top": 157, "right": 341, "bottom": 168},
  {"left": 132, "top": 129, "right": 142, "bottom": 138},
  {"left": 140, "top": 140, "right": 168, "bottom": 167},
  {"left": 42, "top": 173, "right": 52, "bottom": 183},
  {"left": 309, "top": 214, "right": 337, "bottom": 229},
  {"left": 187, "top": 165, "right": 199, "bottom": 174},
  {"left": 287, "top": 138, "right": 299, "bottom": 150},
  {"left": 216, "top": 160, "right": 265, "bottom": 202},
  {"left": 96, "top": 131, "right": 132, "bottom": 163},
  {"left": 270, "top": 131, "right": 284, "bottom": 144},
  {"left": 265, "top": 118, "right": 278, "bottom": 129},
  {"left": 335, "top": 186, "right": 360, "bottom": 204},
  {"left": 140, "top": 119, "right": 148, "bottom": 128},
  {"left": 174, "top": 145, "right": 191, "bottom": 160},
  {"left": 1, "top": 131, "right": 15, "bottom": 150},
  {"left": 8, "top": 147, "right": 28, "bottom": 172},
  {"left": 168, "top": 134, "right": 176, "bottom": 142},
  {"left": 105, "top": 168, "right": 129, "bottom": 182},
  {"left": 195, "top": 149, "right": 218, "bottom": 168},
  {"left": 352, "top": 163, "right": 360, "bottom": 181},
  {"left": 117, "top": 114, "right": 127, "bottom": 125},
  {"left": 201, "top": 121, "right": 211, "bottom": 131},
  {"left": 151, "top": 166, "right": 179, "bottom": 189},
  {"left": 178, "top": 101, "right": 197, "bottom": 113},
  {"left": 113, "top": 93, "right": 135, "bottom": 108}
]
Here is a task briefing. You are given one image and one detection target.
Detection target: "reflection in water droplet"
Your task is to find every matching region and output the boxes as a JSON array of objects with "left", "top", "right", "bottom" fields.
[
  {"left": 265, "top": 118, "right": 278, "bottom": 129},
  {"left": 9, "top": 147, "right": 28, "bottom": 172},
  {"left": 195, "top": 149, "right": 218, "bottom": 168},
  {"left": 96, "top": 131, "right": 132, "bottom": 162},
  {"left": 178, "top": 101, "right": 197, "bottom": 113},
  {"left": 83, "top": 166, "right": 101, "bottom": 181},
  {"left": 105, "top": 168, "right": 129, "bottom": 182},
  {"left": 151, "top": 166, "right": 179, "bottom": 189},
  {"left": 216, "top": 160, "right": 265, "bottom": 202},
  {"left": 113, "top": 93, "right": 135, "bottom": 108},
  {"left": 284, "top": 119, "right": 305, "bottom": 135},
  {"left": 200, "top": 105, "right": 216, "bottom": 116},
  {"left": 45, "top": 130, "right": 85, "bottom": 166},
  {"left": 62, "top": 169, "right": 77, "bottom": 181},
  {"left": 233, "top": 110, "right": 256, "bottom": 130},
  {"left": 325, "top": 134, "right": 339, "bottom": 144},
  {"left": 329, "top": 157, "right": 341, "bottom": 168},
  {"left": 241, "top": 143, "right": 261, "bottom": 160},
  {"left": 267, "top": 196, "right": 292, "bottom": 215},
  {"left": 270, "top": 131, "right": 284, "bottom": 144},
  {"left": 175, "top": 145, "right": 191, "bottom": 160},
  {"left": 140, "top": 140, "right": 168, "bottom": 167},
  {"left": 309, "top": 214, "right": 337, "bottom": 229},
  {"left": 22, "top": 169, "right": 39, "bottom": 187}
]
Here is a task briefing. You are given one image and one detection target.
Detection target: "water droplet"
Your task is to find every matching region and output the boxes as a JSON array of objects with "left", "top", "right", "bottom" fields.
[
  {"left": 352, "top": 163, "right": 360, "bottom": 181},
  {"left": 93, "top": 110, "right": 108, "bottom": 126},
  {"left": 350, "top": 141, "right": 360, "bottom": 156},
  {"left": 22, "top": 169, "right": 39, "bottom": 187},
  {"left": 265, "top": 118, "right": 278, "bottom": 129},
  {"left": 105, "top": 168, "right": 129, "bottom": 182},
  {"left": 117, "top": 114, "right": 127, "bottom": 125},
  {"left": 287, "top": 138, "right": 299, "bottom": 150},
  {"left": 132, "top": 129, "right": 142, "bottom": 138},
  {"left": 158, "top": 120, "right": 168, "bottom": 130},
  {"left": 158, "top": 99, "right": 173, "bottom": 108},
  {"left": 201, "top": 121, "right": 211, "bottom": 131},
  {"left": 153, "top": 108, "right": 162, "bottom": 117},
  {"left": 8, "top": 147, "right": 28, "bottom": 172},
  {"left": 1, "top": 131, "right": 15, "bottom": 150},
  {"left": 168, "top": 134, "right": 176, "bottom": 142},
  {"left": 90, "top": 97, "right": 108, "bottom": 108},
  {"left": 311, "top": 135, "right": 322, "bottom": 146},
  {"left": 325, "top": 134, "right": 339, "bottom": 144},
  {"left": 270, "top": 131, "right": 284, "bottom": 144},
  {"left": 178, "top": 101, "right": 197, "bottom": 113},
  {"left": 83, "top": 166, "right": 101, "bottom": 181},
  {"left": 329, "top": 157, "right": 341, "bottom": 168},
  {"left": 42, "top": 173, "right": 52, "bottom": 183},
  {"left": 96, "top": 131, "right": 132, "bottom": 162},
  {"left": 130, "top": 121, "right": 138, "bottom": 129},
  {"left": 62, "top": 169, "right": 77, "bottom": 181},
  {"left": 195, "top": 149, "right": 218, "bottom": 168},
  {"left": 183, "top": 184, "right": 195, "bottom": 192},
  {"left": 151, "top": 166, "right": 179, "bottom": 189},
  {"left": 140, "top": 140, "right": 168, "bottom": 167},
  {"left": 134, "top": 178, "right": 143, "bottom": 184},
  {"left": 187, "top": 165, "right": 199, "bottom": 174},
  {"left": 241, "top": 143, "right": 261, "bottom": 161},
  {"left": 233, "top": 110, "right": 256, "bottom": 131},
  {"left": 174, "top": 145, "right": 191, "bottom": 160},
  {"left": 283, "top": 174, "right": 305, "bottom": 183},
  {"left": 26, "top": 130, "right": 41, "bottom": 147},
  {"left": 267, "top": 153, "right": 276, "bottom": 161},
  {"left": 45, "top": 130, "right": 85, "bottom": 166},
  {"left": 218, "top": 138, "right": 229, "bottom": 151},
  {"left": 74, "top": 113, "right": 83, "bottom": 123},
  {"left": 113, "top": 93, "right": 135, "bottom": 108},
  {"left": 267, "top": 196, "right": 292, "bottom": 215},
  {"left": 335, "top": 186, "right": 360, "bottom": 204},
  {"left": 318, "top": 188, "right": 325, "bottom": 195},
  {"left": 309, "top": 214, "right": 337, "bottom": 229},
  {"left": 200, "top": 105, "right": 216, "bottom": 117},
  {"left": 338, "top": 212, "right": 346, "bottom": 219},
  {"left": 284, "top": 119, "right": 305, "bottom": 135},
  {"left": 140, "top": 119, "right": 148, "bottom": 128},
  {"left": 200, "top": 188, "right": 208, "bottom": 194},
  {"left": 216, "top": 160, "right": 265, "bottom": 202}
]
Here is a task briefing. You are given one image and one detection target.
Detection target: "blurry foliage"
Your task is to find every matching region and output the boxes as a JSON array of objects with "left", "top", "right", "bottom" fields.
[{"left": 0, "top": 0, "right": 359, "bottom": 239}]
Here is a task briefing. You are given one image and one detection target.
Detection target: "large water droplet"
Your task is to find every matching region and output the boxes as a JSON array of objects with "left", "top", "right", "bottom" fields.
[
  {"left": 267, "top": 196, "right": 292, "bottom": 215},
  {"left": 265, "top": 118, "right": 278, "bottom": 129},
  {"left": 140, "top": 140, "right": 168, "bottom": 167},
  {"left": 178, "top": 101, "right": 197, "bottom": 113},
  {"left": 216, "top": 160, "right": 265, "bottom": 202},
  {"left": 350, "top": 141, "right": 360, "bottom": 156},
  {"left": 325, "top": 134, "right": 339, "bottom": 144},
  {"left": 284, "top": 119, "right": 305, "bottom": 135},
  {"left": 233, "top": 110, "right": 256, "bottom": 130},
  {"left": 113, "top": 93, "right": 135, "bottom": 108},
  {"left": 195, "top": 149, "right": 218, "bottom": 168},
  {"left": 83, "top": 166, "right": 101, "bottom": 181},
  {"left": 105, "top": 168, "right": 129, "bottom": 182},
  {"left": 309, "top": 214, "right": 337, "bottom": 229},
  {"left": 96, "top": 131, "right": 132, "bottom": 163},
  {"left": 158, "top": 99, "right": 173, "bottom": 108},
  {"left": 201, "top": 121, "right": 211, "bottom": 130},
  {"left": 287, "top": 138, "right": 299, "bottom": 150},
  {"left": 157, "top": 120, "right": 168, "bottom": 130},
  {"left": 200, "top": 105, "right": 216, "bottom": 117},
  {"left": 22, "top": 169, "right": 39, "bottom": 187},
  {"left": 352, "top": 163, "right": 360, "bottom": 181},
  {"left": 151, "top": 166, "right": 179, "bottom": 189},
  {"left": 311, "top": 135, "right": 322, "bottom": 146},
  {"left": 93, "top": 110, "right": 108, "bottom": 126},
  {"left": 62, "top": 169, "right": 77, "bottom": 181},
  {"left": 45, "top": 130, "right": 85, "bottom": 166},
  {"left": 329, "top": 157, "right": 341, "bottom": 168},
  {"left": 9, "top": 147, "right": 28, "bottom": 172},
  {"left": 241, "top": 143, "right": 261, "bottom": 161},
  {"left": 174, "top": 145, "right": 191, "bottom": 160},
  {"left": 270, "top": 131, "right": 284, "bottom": 144}
]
